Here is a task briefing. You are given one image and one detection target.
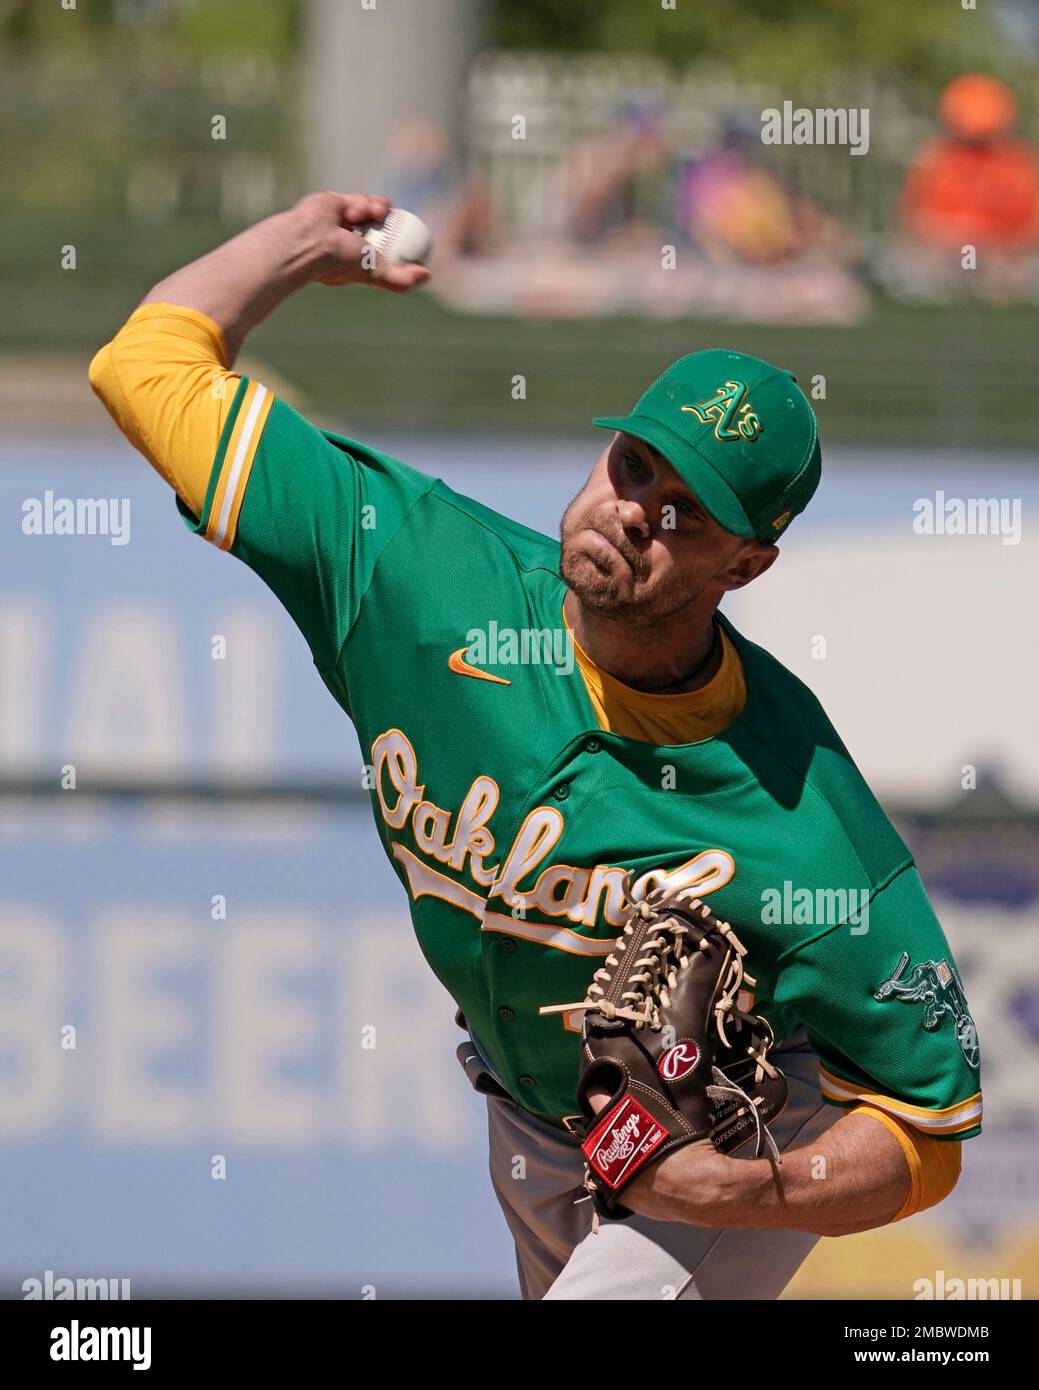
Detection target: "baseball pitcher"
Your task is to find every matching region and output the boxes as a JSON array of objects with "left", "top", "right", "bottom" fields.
[{"left": 88, "top": 193, "right": 982, "bottom": 1300}]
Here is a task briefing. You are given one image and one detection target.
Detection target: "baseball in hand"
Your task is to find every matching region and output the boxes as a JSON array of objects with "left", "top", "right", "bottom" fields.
[{"left": 360, "top": 207, "right": 433, "bottom": 266}]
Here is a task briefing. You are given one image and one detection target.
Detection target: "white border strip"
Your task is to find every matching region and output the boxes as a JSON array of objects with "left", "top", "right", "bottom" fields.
[
  {"left": 213, "top": 382, "right": 268, "bottom": 546},
  {"left": 822, "top": 1074, "right": 983, "bottom": 1130}
]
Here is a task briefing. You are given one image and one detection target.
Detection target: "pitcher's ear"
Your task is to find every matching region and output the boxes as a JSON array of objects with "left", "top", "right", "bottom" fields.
[{"left": 723, "top": 541, "right": 779, "bottom": 592}]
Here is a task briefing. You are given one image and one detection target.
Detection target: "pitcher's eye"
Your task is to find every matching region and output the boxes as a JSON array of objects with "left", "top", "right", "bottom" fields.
[
  {"left": 674, "top": 495, "right": 708, "bottom": 522},
  {"left": 623, "top": 452, "right": 647, "bottom": 478}
]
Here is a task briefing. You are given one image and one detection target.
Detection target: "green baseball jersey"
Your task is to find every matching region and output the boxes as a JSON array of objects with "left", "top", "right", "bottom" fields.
[{"left": 178, "top": 380, "right": 982, "bottom": 1139}]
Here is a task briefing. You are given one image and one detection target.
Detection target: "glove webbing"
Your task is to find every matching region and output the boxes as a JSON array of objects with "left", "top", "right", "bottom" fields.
[{"left": 541, "top": 892, "right": 756, "bottom": 1042}]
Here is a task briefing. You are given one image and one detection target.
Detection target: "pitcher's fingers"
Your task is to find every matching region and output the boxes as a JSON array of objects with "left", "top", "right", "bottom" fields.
[
  {"left": 338, "top": 193, "right": 392, "bottom": 227},
  {"left": 369, "top": 262, "right": 432, "bottom": 293}
]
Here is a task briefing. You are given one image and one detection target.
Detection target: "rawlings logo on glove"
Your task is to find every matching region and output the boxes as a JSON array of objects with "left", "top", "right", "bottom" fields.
[
  {"left": 659, "top": 1043, "right": 701, "bottom": 1080},
  {"left": 585, "top": 1098, "right": 667, "bottom": 1189},
  {"left": 540, "top": 885, "right": 787, "bottom": 1228}
]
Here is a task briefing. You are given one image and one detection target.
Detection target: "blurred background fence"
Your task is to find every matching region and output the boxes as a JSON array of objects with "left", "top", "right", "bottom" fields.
[
  {"left": 3, "top": 0, "right": 1039, "bottom": 440},
  {"left": 464, "top": 59, "right": 926, "bottom": 244}
]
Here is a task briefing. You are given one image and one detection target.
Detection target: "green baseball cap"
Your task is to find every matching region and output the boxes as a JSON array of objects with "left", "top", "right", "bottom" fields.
[{"left": 592, "top": 349, "right": 821, "bottom": 541}]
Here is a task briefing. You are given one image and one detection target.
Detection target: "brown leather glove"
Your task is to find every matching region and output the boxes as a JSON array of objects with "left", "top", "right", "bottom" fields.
[{"left": 541, "top": 886, "right": 787, "bottom": 1225}]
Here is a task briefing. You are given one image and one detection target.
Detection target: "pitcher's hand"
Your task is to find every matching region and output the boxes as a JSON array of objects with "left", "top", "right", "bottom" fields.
[{"left": 294, "top": 191, "right": 432, "bottom": 293}]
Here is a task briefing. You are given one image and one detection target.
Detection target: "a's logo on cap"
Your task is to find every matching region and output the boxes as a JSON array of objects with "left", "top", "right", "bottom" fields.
[
  {"left": 682, "top": 380, "right": 763, "bottom": 442},
  {"left": 772, "top": 510, "right": 791, "bottom": 531}
]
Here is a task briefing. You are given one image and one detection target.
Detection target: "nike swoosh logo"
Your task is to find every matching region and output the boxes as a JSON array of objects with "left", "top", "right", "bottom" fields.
[{"left": 448, "top": 648, "right": 511, "bottom": 686}]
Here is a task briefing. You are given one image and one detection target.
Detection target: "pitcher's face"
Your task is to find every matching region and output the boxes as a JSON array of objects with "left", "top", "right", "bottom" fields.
[{"left": 560, "top": 432, "right": 776, "bottom": 624}]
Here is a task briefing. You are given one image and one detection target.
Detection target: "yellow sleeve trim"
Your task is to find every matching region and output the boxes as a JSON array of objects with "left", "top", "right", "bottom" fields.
[
  {"left": 87, "top": 302, "right": 239, "bottom": 521},
  {"left": 204, "top": 379, "right": 274, "bottom": 550},
  {"left": 857, "top": 1105, "right": 962, "bottom": 1221},
  {"left": 123, "top": 302, "right": 231, "bottom": 366},
  {"left": 857, "top": 1107, "right": 920, "bottom": 1220},
  {"left": 820, "top": 1064, "right": 982, "bottom": 1135}
]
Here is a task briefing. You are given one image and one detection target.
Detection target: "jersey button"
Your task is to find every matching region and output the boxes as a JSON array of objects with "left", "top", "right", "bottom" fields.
[
  {"left": 552, "top": 783, "right": 570, "bottom": 800},
  {"left": 518, "top": 1075, "right": 536, "bottom": 1089},
  {"left": 497, "top": 1005, "right": 515, "bottom": 1022},
  {"left": 498, "top": 938, "right": 516, "bottom": 954},
  {"left": 583, "top": 737, "right": 602, "bottom": 754}
]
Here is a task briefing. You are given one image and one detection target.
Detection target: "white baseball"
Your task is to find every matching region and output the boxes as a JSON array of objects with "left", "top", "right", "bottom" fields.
[{"left": 360, "top": 207, "right": 433, "bottom": 266}]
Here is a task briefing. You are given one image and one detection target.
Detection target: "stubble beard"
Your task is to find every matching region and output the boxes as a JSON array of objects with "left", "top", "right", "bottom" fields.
[{"left": 559, "top": 502, "right": 709, "bottom": 628}]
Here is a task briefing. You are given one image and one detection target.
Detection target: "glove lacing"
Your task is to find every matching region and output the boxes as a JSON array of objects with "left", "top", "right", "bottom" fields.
[{"left": 542, "top": 891, "right": 756, "bottom": 1043}]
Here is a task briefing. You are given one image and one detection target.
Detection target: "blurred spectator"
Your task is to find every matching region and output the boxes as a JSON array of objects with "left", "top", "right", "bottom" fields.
[
  {"left": 676, "top": 119, "right": 850, "bottom": 265},
  {"left": 900, "top": 74, "right": 1039, "bottom": 254},
  {"left": 381, "top": 116, "right": 493, "bottom": 258},
  {"left": 550, "top": 92, "right": 669, "bottom": 247},
  {"left": 429, "top": 94, "right": 863, "bottom": 324}
]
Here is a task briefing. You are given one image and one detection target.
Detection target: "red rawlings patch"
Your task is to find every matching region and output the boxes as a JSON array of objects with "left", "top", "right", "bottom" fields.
[
  {"left": 658, "top": 1042, "right": 700, "bottom": 1081},
  {"left": 582, "top": 1096, "right": 669, "bottom": 1191}
]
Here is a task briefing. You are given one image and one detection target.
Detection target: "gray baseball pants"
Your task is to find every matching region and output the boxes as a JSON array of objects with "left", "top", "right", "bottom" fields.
[{"left": 460, "top": 1024, "right": 842, "bottom": 1300}]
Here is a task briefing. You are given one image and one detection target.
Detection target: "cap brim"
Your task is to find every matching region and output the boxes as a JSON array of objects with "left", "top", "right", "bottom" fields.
[{"left": 592, "top": 415, "right": 756, "bottom": 538}]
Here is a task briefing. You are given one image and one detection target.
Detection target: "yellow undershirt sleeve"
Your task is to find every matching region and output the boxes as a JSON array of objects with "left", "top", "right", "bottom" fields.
[
  {"left": 87, "top": 302, "right": 239, "bottom": 519},
  {"left": 857, "top": 1104, "right": 962, "bottom": 1221}
]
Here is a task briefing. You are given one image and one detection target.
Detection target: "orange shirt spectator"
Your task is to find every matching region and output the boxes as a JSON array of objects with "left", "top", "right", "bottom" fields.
[
  {"left": 901, "top": 74, "right": 1039, "bottom": 253},
  {"left": 902, "top": 139, "right": 1039, "bottom": 251}
]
